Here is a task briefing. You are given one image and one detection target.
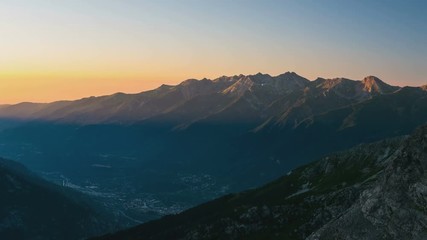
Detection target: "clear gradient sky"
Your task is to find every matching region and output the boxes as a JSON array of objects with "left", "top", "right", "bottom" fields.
[{"left": 1, "top": 0, "right": 426, "bottom": 104}]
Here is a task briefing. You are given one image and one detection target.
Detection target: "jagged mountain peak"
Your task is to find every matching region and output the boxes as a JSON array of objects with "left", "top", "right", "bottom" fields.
[
  {"left": 221, "top": 72, "right": 309, "bottom": 95},
  {"left": 314, "top": 77, "right": 357, "bottom": 88},
  {"left": 277, "top": 71, "right": 309, "bottom": 83},
  {"left": 362, "top": 75, "right": 381, "bottom": 82},
  {"left": 277, "top": 71, "right": 301, "bottom": 77},
  {"left": 180, "top": 78, "right": 199, "bottom": 85},
  {"left": 213, "top": 75, "right": 242, "bottom": 83},
  {"left": 308, "top": 76, "right": 399, "bottom": 99},
  {"left": 254, "top": 72, "right": 268, "bottom": 76},
  {"left": 361, "top": 75, "right": 398, "bottom": 93},
  {"left": 248, "top": 72, "right": 274, "bottom": 82},
  {"left": 179, "top": 78, "right": 209, "bottom": 86}
]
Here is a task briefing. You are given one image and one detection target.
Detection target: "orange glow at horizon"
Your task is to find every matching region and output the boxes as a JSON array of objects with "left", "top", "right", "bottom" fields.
[
  {"left": 1, "top": 1, "right": 425, "bottom": 104},
  {"left": 0, "top": 71, "right": 184, "bottom": 104}
]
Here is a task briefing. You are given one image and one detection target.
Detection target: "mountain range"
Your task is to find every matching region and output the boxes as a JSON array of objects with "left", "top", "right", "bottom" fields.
[
  {"left": 0, "top": 72, "right": 426, "bottom": 239},
  {"left": 0, "top": 73, "right": 405, "bottom": 128}
]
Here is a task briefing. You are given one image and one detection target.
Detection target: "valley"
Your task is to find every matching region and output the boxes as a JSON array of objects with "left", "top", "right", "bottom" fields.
[{"left": 94, "top": 125, "right": 427, "bottom": 240}]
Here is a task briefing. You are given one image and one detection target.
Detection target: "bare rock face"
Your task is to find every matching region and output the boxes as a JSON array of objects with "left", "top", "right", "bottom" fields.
[
  {"left": 308, "top": 126, "right": 427, "bottom": 240},
  {"left": 362, "top": 76, "right": 399, "bottom": 94}
]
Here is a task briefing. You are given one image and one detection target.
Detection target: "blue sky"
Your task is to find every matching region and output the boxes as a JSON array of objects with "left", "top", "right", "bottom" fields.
[{"left": 0, "top": 0, "right": 426, "bottom": 103}]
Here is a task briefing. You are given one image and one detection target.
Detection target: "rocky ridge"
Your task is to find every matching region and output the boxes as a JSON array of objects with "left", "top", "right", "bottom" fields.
[
  {"left": 93, "top": 126, "right": 427, "bottom": 240},
  {"left": 0, "top": 72, "right": 404, "bottom": 127}
]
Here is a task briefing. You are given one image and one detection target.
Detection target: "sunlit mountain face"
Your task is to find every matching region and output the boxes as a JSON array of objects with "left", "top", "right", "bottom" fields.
[{"left": 0, "top": 72, "right": 427, "bottom": 239}]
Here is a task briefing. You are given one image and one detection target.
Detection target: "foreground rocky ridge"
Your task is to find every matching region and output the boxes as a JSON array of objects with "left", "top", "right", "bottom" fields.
[
  {"left": 94, "top": 126, "right": 427, "bottom": 240},
  {"left": 309, "top": 126, "right": 427, "bottom": 240}
]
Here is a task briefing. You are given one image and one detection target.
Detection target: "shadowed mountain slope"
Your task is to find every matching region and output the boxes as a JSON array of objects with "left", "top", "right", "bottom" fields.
[
  {"left": 93, "top": 125, "right": 427, "bottom": 240},
  {"left": 0, "top": 158, "right": 112, "bottom": 240}
]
